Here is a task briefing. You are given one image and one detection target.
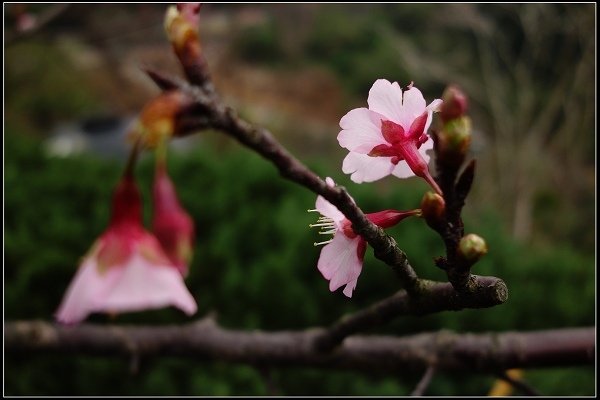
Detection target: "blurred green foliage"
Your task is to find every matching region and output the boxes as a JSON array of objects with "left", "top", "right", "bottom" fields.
[
  {"left": 232, "top": 18, "right": 285, "bottom": 65},
  {"left": 230, "top": 6, "right": 411, "bottom": 98},
  {"left": 4, "top": 130, "right": 594, "bottom": 396},
  {"left": 4, "top": 41, "right": 101, "bottom": 130},
  {"left": 304, "top": 9, "right": 409, "bottom": 97}
]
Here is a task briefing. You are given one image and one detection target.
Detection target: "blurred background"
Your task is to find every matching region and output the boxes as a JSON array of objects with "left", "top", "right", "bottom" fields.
[{"left": 4, "top": 3, "right": 595, "bottom": 396}]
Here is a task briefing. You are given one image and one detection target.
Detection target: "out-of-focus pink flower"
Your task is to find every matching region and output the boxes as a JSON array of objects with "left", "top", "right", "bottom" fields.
[
  {"left": 309, "top": 177, "right": 419, "bottom": 298},
  {"left": 152, "top": 161, "right": 195, "bottom": 277},
  {"left": 16, "top": 13, "right": 36, "bottom": 32},
  {"left": 55, "top": 175, "right": 197, "bottom": 324},
  {"left": 338, "top": 79, "right": 443, "bottom": 194}
]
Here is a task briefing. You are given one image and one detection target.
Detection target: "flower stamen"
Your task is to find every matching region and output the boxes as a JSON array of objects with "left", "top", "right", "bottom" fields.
[
  {"left": 309, "top": 212, "right": 339, "bottom": 242},
  {"left": 319, "top": 229, "right": 337, "bottom": 235},
  {"left": 309, "top": 222, "right": 336, "bottom": 228}
]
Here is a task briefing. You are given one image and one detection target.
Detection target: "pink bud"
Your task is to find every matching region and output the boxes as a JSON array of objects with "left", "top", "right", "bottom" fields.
[
  {"left": 177, "top": 3, "right": 201, "bottom": 28},
  {"left": 440, "top": 85, "right": 468, "bottom": 123},
  {"left": 421, "top": 191, "right": 445, "bottom": 229},
  {"left": 152, "top": 162, "right": 195, "bottom": 277},
  {"left": 165, "top": 4, "right": 202, "bottom": 55},
  {"left": 366, "top": 209, "right": 421, "bottom": 229}
]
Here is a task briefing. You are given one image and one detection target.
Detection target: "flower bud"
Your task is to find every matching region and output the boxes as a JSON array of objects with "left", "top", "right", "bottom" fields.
[
  {"left": 366, "top": 209, "right": 421, "bottom": 229},
  {"left": 164, "top": 4, "right": 201, "bottom": 57},
  {"left": 440, "top": 85, "right": 468, "bottom": 123},
  {"left": 437, "top": 116, "right": 472, "bottom": 168},
  {"left": 420, "top": 191, "right": 445, "bottom": 229},
  {"left": 129, "top": 91, "right": 191, "bottom": 149},
  {"left": 177, "top": 3, "right": 201, "bottom": 27},
  {"left": 153, "top": 162, "right": 195, "bottom": 277},
  {"left": 458, "top": 233, "right": 488, "bottom": 263}
]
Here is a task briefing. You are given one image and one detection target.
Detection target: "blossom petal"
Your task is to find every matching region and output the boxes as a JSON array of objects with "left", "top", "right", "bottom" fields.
[
  {"left": 342, "top": 152, "right": 394, "bottom": 183},
  {"left": 367, "top": 79, "right": 404, "bottom": 124},
  {"left": 423, "top": 98, "right": 442, "bottom": 134},
  {"left": 427, "top": 98, "right": 443, "bottom": 113},
  {"left": 424, "top": 110, "right": 434, "bottom": 134},
  {"left": 418, "top": 136, "right": 434, "bottom": 162},
  {"left": 55, "top": 256, "right": 123, "bottom": 324},
  {"left": 315, "top": 195, "right": 345, "bottom": 224},
  {"left": 100, "top": 253, "right": 198, "bottom": 316},
  {"left": 338, "top": 108, "right": 386, "bottom": 153},
  {"left": 317, "top": 233, "right": 363, "bottom": 295},
  {"left": 314, "top": 177, "right": 345, "bottom": 223},
  {"left": 391, "top": 161, "right": 415, "bottom": 179},
  {"left": 342, "top": 278, "right": 358, "bottom": 298},
  {"left": 399, "top": 86, "right": 427, "bottom": 130}
]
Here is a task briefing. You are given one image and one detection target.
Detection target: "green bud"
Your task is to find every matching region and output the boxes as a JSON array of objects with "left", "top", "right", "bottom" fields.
[
  {"left": 438, "top": 116, "right": 472, "bottom": 167},
  {"left": 458, "top": 234, "right": 488, "bottom": 263}
]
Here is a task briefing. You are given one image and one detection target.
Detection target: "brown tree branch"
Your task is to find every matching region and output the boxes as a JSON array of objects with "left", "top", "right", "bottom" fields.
[
  {"left": 314, "top": 276, "right": 507, "bottom": 351},
  {"left": 5, "top": 321, "right": 594, "bottom": 374}
]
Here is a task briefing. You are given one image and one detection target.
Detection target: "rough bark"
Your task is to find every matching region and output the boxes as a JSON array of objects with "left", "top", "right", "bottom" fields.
[{"left": 5, "top": 321, "right": 593, "bottom": 374}]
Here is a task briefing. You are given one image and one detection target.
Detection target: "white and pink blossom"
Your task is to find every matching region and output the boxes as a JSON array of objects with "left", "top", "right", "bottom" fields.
[
  {"left": 309, "top": 177, "right": 419, "bottom": 298},
  {"left": 338, "top": 79, "right": 443, "bottom": 194}
]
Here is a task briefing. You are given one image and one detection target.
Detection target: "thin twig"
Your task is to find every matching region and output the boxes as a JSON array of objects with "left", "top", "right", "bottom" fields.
[{"left": 411, "top": 365, "right": 436, "bottom": 396}]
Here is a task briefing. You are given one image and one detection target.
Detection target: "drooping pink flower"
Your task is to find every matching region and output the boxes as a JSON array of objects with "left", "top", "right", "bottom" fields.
[
  {"left": 152, "top": 161, "right": 195, "bottom": 277},
  {"left": 338, "top": 79, "right": 443, "bottom": 194},
  {"left": 310, "top": 177, "right": 419, "bottom": 297},
  {"left": 55, "top": 175, "right": 198, "bottom": 324}
]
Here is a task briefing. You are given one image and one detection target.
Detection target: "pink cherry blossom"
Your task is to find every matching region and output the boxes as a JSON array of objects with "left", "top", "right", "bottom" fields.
[
  {"left": 55, "top": 175, "right": 197, "bottom": 324},
  {"left": 338, "top": 79, "right": 443, "bottom": 194},
  {"left": 309, "top": 177, "right": 420, "bottom": 298},
  {"left": 153, "top": 161, "right": 195, "bottom": 277}
]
